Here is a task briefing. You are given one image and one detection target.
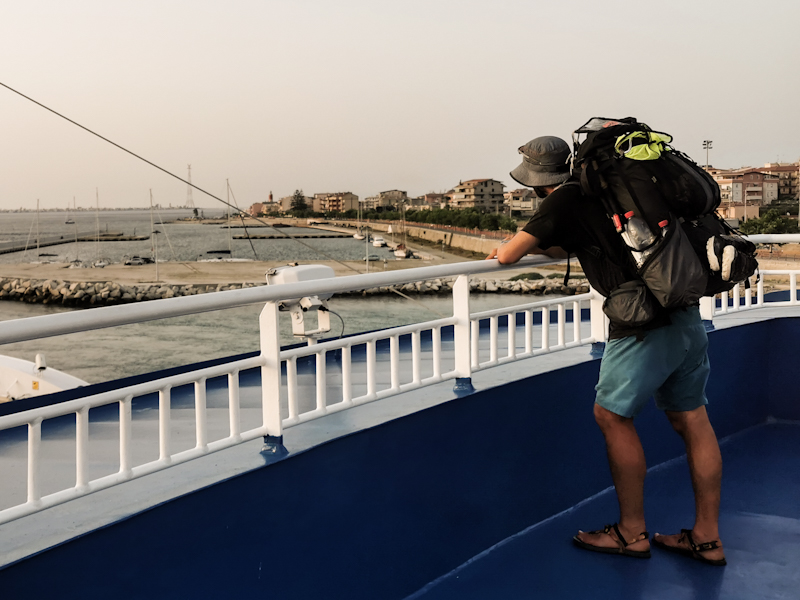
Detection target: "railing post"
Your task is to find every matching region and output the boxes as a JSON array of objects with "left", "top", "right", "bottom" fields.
[
  {"left": 700, "top": 296, "right": 715, "bottom": 332},
  {"left": 260, "top": 300, "right": 287, "bottom": 456},
  {"left": 589, "top": 287, "right": 607, "bottom": 358},
  {"left": 452, "top": 274, "right": 475, "bottom": 397}
]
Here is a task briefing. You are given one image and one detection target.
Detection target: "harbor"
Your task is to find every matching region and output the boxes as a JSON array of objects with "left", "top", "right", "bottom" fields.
[
  {"left": 0, "top": 256, "right": 798, "bottom": 599},
  {"left": 0, "top": 231, "right": 149, "bottom": 256}
]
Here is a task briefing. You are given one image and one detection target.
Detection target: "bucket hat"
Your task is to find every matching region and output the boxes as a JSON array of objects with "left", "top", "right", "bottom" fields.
[{"left": 509, "top": 136, "right": 571, "bottom": 188}]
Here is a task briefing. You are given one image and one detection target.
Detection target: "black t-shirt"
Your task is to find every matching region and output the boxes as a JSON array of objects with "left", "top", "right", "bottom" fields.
[{"left": 522, "top": 181, "right": 672, "bottom": 338}]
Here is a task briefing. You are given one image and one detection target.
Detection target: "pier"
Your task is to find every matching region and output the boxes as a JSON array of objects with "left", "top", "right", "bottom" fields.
[
  {"left": 232, "top": 232, "right": 352, "bottom": 239},
  {"left": 0, "top": 232, "right": 149, "bottom": 255}
]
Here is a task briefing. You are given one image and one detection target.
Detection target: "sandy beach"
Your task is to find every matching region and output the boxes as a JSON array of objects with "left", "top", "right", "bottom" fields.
[
  {"left": 0, "top": 253, "right": 558, "bottom": 287},
  {"left": 2, "top": 241, "right": 795, "bottom": 289}
]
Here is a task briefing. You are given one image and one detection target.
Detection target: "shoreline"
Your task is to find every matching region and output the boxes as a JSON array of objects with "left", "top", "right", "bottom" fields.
[
  {"left": 1, "top": 248, "right": 791, "bottom": 309},
  {"left": 0, "top": 272, "right": 590, "bottom": 308}
]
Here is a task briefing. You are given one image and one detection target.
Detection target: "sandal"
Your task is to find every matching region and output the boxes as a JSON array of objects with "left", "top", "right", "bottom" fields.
[
  {"left": 572, "top": 523, "right": 651, "bottom": 558},
  {"left": 652, "top": 529, "right": 727, "bottom": 566}
]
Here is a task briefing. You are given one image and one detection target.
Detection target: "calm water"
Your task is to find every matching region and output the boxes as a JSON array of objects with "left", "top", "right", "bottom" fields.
[
  {"left": 0, "top": 209, "right": 395, "bottom": 264},
  {"left": 1, "top": 210, "right": 547, "bottom": 384},
  {"left": 0, "top": 294, "right": 538, "bottom": 384}
]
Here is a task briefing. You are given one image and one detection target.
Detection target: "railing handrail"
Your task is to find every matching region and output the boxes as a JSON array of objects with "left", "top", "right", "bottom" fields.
[
  {"left": 0, "top": 255, "right": 558, "bottom": 345},
  {"left": 743, "top": 234, "right": 800, "bottom": 244},
  {"left": 1, "top": 260, "right": 798, "bottom": 528}
]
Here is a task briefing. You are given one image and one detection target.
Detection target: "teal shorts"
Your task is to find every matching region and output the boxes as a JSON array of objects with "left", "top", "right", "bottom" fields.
[{"left": 595, "top": 306, "right": 710, "bottom": 418}]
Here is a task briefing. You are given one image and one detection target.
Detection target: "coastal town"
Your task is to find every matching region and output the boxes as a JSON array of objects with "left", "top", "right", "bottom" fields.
[
  {"left": 1, "top": 157, "right": 799, "bottom": 307},
  {"left": 246, "top": 160, "right": 800, "bottom": 228}
]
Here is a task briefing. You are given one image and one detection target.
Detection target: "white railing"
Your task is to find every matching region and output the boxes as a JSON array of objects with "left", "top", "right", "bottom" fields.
[
  {"left": 700, "top": 270, "right": 800, "bottom": 319},
  {"left": 469, "top": 293, "right": 606, "bottom": 371},
  {"left": 0, "top": 256, "right": 590, "bottom": 525},
  {"left": 1, "top": 252, "right": 798, "bottom": 526}
]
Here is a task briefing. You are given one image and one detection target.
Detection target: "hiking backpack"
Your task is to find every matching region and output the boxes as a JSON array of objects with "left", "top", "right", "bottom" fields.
[{"left": 572, "top": 117, "right": 758, "bottom": 313}]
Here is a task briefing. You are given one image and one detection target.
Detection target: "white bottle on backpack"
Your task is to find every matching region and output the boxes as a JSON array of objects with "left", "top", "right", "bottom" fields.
[{"left": 621, "top": 212, "right": 662, "bottom": 268}]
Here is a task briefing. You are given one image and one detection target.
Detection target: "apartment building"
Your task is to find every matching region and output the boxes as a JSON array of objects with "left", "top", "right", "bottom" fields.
[
  {"left": 248, "top": 202, "right": 266, "bottom": 216},
  {"left": 406, "top": 196, "right": 430, "bottom": 210},
  {"left": 248, "top": 202, "right": 282, "bottom": 216},
  {"left": 278, "top": 194, "right": 318, "bottom": 212},
  {"left": 313, "top": 192, "right": 359, "bottom": 212},
  {"left": 448, "top": 179, "right": 506, "bottom": 211},
  {"left": 716, "top": 203, "right": 760, "bottom": 222},
  {"left": 757, "top": 162, "right": 800, "bottom": 199},
  {"left": 706, "top": 168, "right": 779, "bottom": 205},
  {"left": 421, "top": 193, "right": 446, "bottom": 209},
  {"left": 504, "top": 188, "right": 541, "bottom": 216},
  {"left": 362, "top": 190, "right": 407, "bottom": 211}
]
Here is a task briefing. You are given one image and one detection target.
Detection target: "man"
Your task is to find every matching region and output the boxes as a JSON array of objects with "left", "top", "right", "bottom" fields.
[{"left": 487, "top": 136, "right": 726, "bottom": 566}]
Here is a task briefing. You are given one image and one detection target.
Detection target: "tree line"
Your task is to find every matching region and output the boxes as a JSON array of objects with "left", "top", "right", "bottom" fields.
[
  {"left": 281, "top": 190, "right": 519, "bottom": 232},
  {"left": 738, "top": 208, "right": 800, "bottom": 235}
]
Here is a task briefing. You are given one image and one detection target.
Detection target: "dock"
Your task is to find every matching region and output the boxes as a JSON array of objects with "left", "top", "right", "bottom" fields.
[
  {"left": 232, "top": 233, "right": 352, "bottom": 239},
  {"left": 0, "top": 232, "right": 149, "bottom": 255}
]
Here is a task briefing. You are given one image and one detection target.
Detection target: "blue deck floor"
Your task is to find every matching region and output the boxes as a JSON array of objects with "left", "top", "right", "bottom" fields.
[{"left": 410, "top": 422, "right": 800, "bottom": 600}]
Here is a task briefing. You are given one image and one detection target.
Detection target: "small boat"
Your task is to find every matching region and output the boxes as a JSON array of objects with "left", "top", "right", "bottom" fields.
[
  {"left": 372, "top": 236, "right": 386, "bottom": 247},
  {"left": 123, "top": 255, "right": 153, "bottom": 266},
  {"left": 0, "top": 353, "right": 87, "bottom": 403},
  {"left": 353, "top": 230, "right": 366, "bottom": 240},
  {"left": 394, "top": 244, "right": 413, "bottom": 259},
  {"left": 197, "top": 256, "right": 255, "bottom": 263}
]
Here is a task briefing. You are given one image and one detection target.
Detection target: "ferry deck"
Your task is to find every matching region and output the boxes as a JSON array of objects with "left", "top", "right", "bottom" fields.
[{"left": 0, "top": 258, "right": 798, "bottom": 599}]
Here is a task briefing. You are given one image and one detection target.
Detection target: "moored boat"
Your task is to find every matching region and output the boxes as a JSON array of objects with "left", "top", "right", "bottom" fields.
[{"left": 0, "top": 353, "right": 87, "bottom": 402}]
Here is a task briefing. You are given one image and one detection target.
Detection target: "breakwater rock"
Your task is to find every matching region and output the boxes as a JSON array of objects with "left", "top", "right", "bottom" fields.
[
  {"left": 338, "top": 277, "right": 590, "bottom": 297},
  {"left": 0, "top": 276, "right": 591, "bottom": 307},
  {"left": 0, "top": 278, "right": 256, "bottom": 307}
]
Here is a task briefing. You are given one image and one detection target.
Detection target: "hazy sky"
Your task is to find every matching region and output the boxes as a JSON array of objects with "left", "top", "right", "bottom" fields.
[{"left": 1, "top": 0, "right": 798, "bottom": 210}]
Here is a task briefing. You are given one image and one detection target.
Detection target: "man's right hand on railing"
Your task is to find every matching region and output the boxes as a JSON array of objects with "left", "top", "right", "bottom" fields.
[{"left": 486, "top": 231, "right": 567, "bottom": 264}]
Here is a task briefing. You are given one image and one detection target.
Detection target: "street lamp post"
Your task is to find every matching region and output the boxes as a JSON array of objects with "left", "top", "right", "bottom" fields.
[
  {"left": 702, "top": 140, "right": 713, "bottom": 169},
  {"left": 359, "top": 199, "right": 369, "bottom": 273}
]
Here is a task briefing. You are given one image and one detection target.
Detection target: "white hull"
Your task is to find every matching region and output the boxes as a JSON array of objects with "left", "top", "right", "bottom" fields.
[{"left": 0, "top": 354, "right": 87, "bottom": 403}]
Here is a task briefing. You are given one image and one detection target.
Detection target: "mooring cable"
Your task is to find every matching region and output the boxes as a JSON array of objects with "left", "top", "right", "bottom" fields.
[
  {"left": 0, "top": 81, "right": 372, "bottom": 268},
  {"left": 0, "top": 80, "right": 448, "bottom": 318}
]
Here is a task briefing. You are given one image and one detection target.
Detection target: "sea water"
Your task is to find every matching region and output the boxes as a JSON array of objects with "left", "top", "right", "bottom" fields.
[
  {"left": 0, "top": 209, "right": 539, "bottom": 382},
  {"left": 0, "top": 209, "right": 393, "bottom": 264},
  {"left": 0, "top": 294, "right": 538, "bottom": 384}
]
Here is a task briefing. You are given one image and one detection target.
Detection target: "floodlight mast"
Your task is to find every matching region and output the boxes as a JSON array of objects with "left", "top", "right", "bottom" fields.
[{"left": 703, "top": 140, "right": 713, "bottom": 169}]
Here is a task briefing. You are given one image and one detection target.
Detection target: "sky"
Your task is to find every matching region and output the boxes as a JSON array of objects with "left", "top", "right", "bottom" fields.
[{"left": 0, "top": 0, "right": 798, "bottom": 210}]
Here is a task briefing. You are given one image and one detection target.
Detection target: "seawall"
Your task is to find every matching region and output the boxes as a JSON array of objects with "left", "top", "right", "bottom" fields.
[
  {"left": 320, "top": 219, "right": 506, "bottom": 256},
  {"left": 0, "top": 276, "right": 590, "bottom": 307}
]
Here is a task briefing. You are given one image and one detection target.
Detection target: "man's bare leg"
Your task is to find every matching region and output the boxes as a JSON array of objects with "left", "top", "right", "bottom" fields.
[
  {"left": 574, "top": 403, "right": 650, "bottom": 552},
  {"left": 653, "top": 406, "right": 725, "bottom": 562}
]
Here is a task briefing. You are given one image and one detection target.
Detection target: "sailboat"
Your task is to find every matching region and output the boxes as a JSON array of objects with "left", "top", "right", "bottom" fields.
[
  {"left": 207, "top": 180, "right": 234, "bottom": 254},
  {"left": 33, "top": 199, "right": 51, "bottom": 262},
  {"left": 93, "top": 189, "right": 109, "bottom": 268},
  {"left": 65, "top": 197, "right": 76, "bottom": 224},
  {"left": 199, "top": 180, "right": 254, "bottom": 263},
  {"left": 353, "top": 201, "right": 365, "bottom": 240},
  {"left": 393, "top": 204, "right": 413, "bottom": 258}
]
